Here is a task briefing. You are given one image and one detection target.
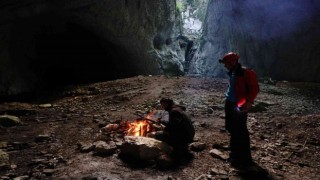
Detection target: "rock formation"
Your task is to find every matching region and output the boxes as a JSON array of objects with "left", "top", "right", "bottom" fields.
[
  {"left": 190, "top": 0, "right": 320, "bottom": 82},
  {"left": 2, "top": 0, "right": 320, "bottom": 97}
]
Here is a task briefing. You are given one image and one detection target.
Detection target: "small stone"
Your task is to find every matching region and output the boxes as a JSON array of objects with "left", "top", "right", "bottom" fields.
[
  {"left": 209, "top": 149, "right": 228, "bottom": 160},
  {"left": 77, "top": 142, "right": 94, "bottom": 153},
  {"left": 210, "top": 168, "right": 228, "bottom": 175},
  {"left": 276, "top": 123, "right": 284, "bottom": 129},
  {"left": 10, "top": 164, "right": 17, "bottom": 169},
  {"left": 190, "top": 142, "right": 206, "bottom": 152},
  {"left": 31, "top": 158, "right": 46, "bottom": 165},
  {"left": 39, "top": 104, "right": 52, "bottom": 108},
  {"left": 12, "top": 175, "right": 29, "bottom": 180},
  {"left": 195, "top": 174, "right": 212, "bottom": 180},
  {"left": 42, "top": 169, "right": 55, "bottom": 175},
  {"left": 273, "top": 164, "right": 283, "bottom": 170},
  {"left": 212, "top": 143, "right": 225, "bottom": 150},
  {"left": 35, "top": 135, "right": 50, "bottom": 143},
  {"left": 0, "top": 142, "right": 8, "bottom": 149},
  {"left": 101, "top": 124, "right": 119, "bottom": 133},
  {"left": 156, "top": 153, "right": 174, "bottom": 169},
  {"left": 219, "top": 175, "right": 229, "bottom": 180},
  {"left": 207, "top": 108, "right": 214, "bottom": 114}
]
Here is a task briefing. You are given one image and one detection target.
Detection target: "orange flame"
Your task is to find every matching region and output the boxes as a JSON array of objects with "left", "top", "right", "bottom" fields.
[
  {"left": 127, "top": 120, "right": 151, "bottom": 136},
  {"left": 126, "top": 111, "right": 157, "bottom": 136}
]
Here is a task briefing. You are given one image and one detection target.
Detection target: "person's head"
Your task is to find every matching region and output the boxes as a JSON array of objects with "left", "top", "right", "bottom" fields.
[
  {"left": 160, "top": 98, "right": 174, "bottom": 111},
  {"left": 219, "top": 52, "right": 240, "bottom": 71}
]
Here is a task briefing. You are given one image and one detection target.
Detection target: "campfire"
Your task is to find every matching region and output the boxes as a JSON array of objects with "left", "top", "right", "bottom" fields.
[
  {"left": 93, "top": 110, "right": 173, "bottom": 166},
  {"left": 126, "top": 112, "right": 158, "bottom": 137},
  {"left": 101, "top": 111, "right": 165, "bottom": 137},
  {"left": 127, "top": 119, "right": 152, "bottom": 136}
]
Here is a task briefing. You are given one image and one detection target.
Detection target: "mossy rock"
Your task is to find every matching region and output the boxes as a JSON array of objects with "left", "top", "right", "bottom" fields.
[{"left": 0, "top": 115, "right": 21, "bottom": 127}]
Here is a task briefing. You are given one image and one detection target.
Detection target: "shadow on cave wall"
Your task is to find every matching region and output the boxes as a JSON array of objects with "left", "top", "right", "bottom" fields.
[
  {"left": 33, "top": 22, "right": 123, "bottom": 88},
  {"left": 4, "top": 18, "right": 136, "bottom": 103}
]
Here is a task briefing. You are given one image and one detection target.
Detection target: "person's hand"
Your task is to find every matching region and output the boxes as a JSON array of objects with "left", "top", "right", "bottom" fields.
[{"left": 241, "top": 102, "right": 253, "bottom": 111}]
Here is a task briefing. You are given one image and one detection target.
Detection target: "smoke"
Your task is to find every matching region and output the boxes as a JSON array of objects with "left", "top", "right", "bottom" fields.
[{"left": 236, "top": 0, "right": 316, "bottom": 40}]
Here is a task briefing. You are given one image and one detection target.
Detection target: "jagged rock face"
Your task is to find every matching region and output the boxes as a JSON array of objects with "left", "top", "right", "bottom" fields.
[
  {"left": 189, "top": 0, "right": 320, "bottom": 82},
  {"left": 0, "top": 0, "right": 184, "bottom": 96},
  {"left": 176, "top": 0, "right": 209, "bottom": 38}
]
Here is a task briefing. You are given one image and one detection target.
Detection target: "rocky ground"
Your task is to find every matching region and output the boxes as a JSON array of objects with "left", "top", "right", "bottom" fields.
[{"left": 0, "top": 75, "right": 320, "bottom": 180}]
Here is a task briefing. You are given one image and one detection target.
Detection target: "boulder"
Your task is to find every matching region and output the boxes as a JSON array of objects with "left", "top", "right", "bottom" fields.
[{"left": 120, "top": 136, "right": 173, "bottom": 161}]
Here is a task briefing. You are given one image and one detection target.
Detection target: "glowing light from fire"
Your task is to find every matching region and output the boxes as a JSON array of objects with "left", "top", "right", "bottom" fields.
[
  {"left": 127, "top": 120, "right": 151, "bottom": 136},
  {"left": 145, "top": 111, "right": 155, "bottom": 120},
  {"left": 126, "top": 111, "right": 158, "bottom": 136}
]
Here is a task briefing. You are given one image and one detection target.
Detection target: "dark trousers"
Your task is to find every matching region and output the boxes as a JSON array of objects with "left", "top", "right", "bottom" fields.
[
  {"left": 225, "top": 100, "right": 252, "bottom": 163},
  {"left": 155, "top": 131, "right": 188, "bottom": 150}
]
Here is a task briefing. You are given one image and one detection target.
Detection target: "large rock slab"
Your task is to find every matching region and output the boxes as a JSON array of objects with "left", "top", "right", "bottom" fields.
[{"left": 120, "top": 136, "right": 173, "bottom": 161}]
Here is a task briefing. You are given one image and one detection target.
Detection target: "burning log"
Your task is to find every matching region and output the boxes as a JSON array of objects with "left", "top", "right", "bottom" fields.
[
  {"left": 100, "top": 119, "right": 156, "bottom": 137},
  {"left": 100, "top": 110, "right": 166, "bottom": 137},
  {"left": 126, "top": 119, "right": 152, "bottom": 136}
]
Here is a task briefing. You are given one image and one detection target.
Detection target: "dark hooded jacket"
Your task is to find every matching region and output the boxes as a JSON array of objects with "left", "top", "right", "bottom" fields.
[{"left": 163, "top": 105, "right": 195, "bottom": 144}]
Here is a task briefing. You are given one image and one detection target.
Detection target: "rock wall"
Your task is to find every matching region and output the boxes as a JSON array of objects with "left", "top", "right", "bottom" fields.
[
  {"left": 189, "top": 0, "right": 320, "bottom": 82},
  {"left": 174, "top": 0, "right": 209, "bottom": 72},
  {"left": 0, "top": 0, "right": 184, "bottom": 96},
  {"left": 176, "top": 0, "right": 209, "bottom": 39}
]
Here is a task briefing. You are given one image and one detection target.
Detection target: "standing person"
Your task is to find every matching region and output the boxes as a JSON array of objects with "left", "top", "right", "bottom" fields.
[
  {"left": 219, "top": 52, "right": 259, "bottom": 168},
  {"left": 150, "top": 98, "right": 195, "bottom": 155}
]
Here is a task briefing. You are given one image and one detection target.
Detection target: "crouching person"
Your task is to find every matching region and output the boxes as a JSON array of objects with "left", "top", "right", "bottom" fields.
[{"left": 149, "top": 98, "right": 195, "bottom": 157}]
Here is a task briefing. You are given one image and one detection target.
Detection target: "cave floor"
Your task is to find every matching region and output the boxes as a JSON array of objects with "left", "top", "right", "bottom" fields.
[{"left": 0, "top": 75, "right": 319, "bottom": 179}]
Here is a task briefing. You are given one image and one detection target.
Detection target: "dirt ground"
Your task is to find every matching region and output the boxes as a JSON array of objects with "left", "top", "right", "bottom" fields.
[{"left": 0, "top": 75, "right": 319, "bottom": 180}]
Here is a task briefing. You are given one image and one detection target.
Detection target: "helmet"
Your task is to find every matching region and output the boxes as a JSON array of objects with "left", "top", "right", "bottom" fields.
[{"left": 219, "top": 52, "right": 240, "bottom": 63}]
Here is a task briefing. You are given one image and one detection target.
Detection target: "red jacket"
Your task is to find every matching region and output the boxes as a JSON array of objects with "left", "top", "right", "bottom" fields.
[{"left": 229, "top": 64, "right": 259, "bottom": 107}]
